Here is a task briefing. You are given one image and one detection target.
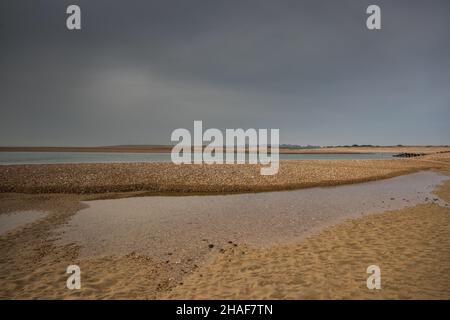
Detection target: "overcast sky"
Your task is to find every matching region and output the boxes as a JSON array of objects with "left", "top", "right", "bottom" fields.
[{"left": 0, "top": 0, "right": 449, "bottom": 146}]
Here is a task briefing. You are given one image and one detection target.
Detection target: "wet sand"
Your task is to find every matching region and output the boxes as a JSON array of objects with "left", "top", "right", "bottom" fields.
[
  {"left": 1, "top": 165, "right": 449, "bottom": 299},
  {"left": 165, "top": 201, "right": 450, "bottom": 299},
  {"left": 57, "top": 171, "right": 449, "bottom": 261},
  {"left": 0, "top": 210, "right": 47, "bottom": 236},
  {"left": 164, "top": 172, "right": 450, "bottom": 300},
  {"left": 41, "top": 170, "right": 447, "bottom": 299}
]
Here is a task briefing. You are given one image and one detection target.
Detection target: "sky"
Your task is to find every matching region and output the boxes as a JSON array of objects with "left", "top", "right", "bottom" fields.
[{"left": 0, "top": 0, "right": 449, "bottom": 146}]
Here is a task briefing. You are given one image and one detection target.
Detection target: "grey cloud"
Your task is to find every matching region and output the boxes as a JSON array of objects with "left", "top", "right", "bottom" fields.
[{"left": 0, "top": 0, "right": 449, "bottom": 146}]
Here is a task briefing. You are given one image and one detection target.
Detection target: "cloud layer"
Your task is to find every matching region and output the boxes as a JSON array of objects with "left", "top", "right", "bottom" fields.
[{"left": 1, "top": 0, "right": 449, "bottom": 146}]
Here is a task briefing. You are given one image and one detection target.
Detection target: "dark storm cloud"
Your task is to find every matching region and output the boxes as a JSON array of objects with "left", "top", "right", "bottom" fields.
[{"left": 0, "top": 0, "right": 449, "bottom": 146}]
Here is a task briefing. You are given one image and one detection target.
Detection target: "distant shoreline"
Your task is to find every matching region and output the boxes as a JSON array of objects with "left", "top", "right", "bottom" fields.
[{"left": 1, "top": 145, "right": 449, "bottom": 154}]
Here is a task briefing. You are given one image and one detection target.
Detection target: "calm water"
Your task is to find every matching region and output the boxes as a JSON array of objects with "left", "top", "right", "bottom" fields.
[
  {"left": 0, "top": 152, "right": 396, "bottom": 165},
  {"left": 58, "top": 171, "right": 449, "bottom": 258}
]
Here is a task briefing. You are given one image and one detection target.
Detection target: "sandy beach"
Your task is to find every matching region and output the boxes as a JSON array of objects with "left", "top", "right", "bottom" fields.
[
  {"left": 165, "top": 199, "right": 450, "bottom": 299},
  {"left": 1, "top": 153, "right": 450, "bottom": 299},
  {"left": 166, "top": 174, "right": 450, "bottom": 299},
  {"left": 3, "top": 0, "right": 450, "bottom": 305}
]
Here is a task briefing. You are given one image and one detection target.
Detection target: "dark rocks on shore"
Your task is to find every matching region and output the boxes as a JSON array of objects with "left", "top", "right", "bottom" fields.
[{"left": 393, "top": 153, "right": 426, "bottom": 158}]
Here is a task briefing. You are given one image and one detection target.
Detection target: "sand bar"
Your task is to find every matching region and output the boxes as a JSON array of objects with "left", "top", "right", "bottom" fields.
[{"left": 0, "top": 158, "right": 444, "bottom": 194}]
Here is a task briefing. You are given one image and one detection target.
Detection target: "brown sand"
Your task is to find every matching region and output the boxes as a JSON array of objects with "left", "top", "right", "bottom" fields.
[
  {"left": 0, "top": 157, "right": 445, "bottom": 194},
  {"left": 1, "top": 154, "right": 449, "bottom": 299},
  {"left": 165, "top": 176, "right": 450, "bottom": 300},
  {"left": 0, "top": 170, "right": 449, "bottom": 299},
  {"left": 0, "top": 210, "right": 47, "bottom": 236},
  {"left": 168, "top": 205, "right": 450, "bottom": 300},
  {"left": 0, "top": 192, "right": 187, "bottom": 299},
  {"left": 55, "top": 171, "right": 448, "bottom": 261}
]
